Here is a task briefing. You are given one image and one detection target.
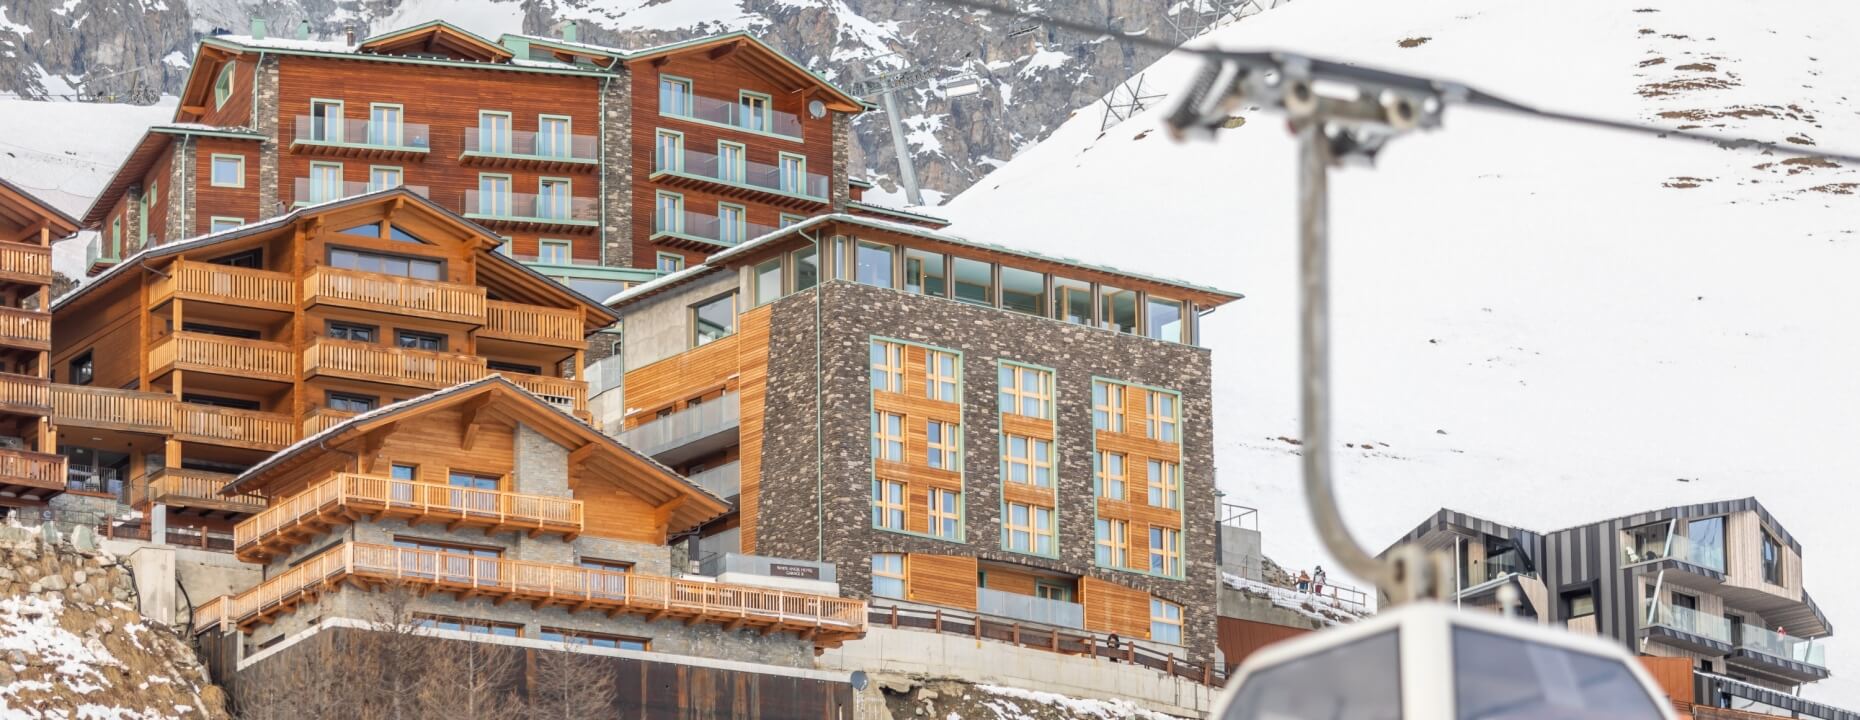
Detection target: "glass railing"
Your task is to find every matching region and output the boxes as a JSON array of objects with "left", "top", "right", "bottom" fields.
[
  {"left": 653, "top": 147, "right": 829, "bottom": 199},
  {"left": 1620, "top": 533, "right": 1725, "bottom": 572},
  {"left": 292, "top": 179, "right": 430, "bottom": 206},
  {"left": 293, "top": 116, "right": 431, "bottom": 151},
  {"left": 977, "top": 587, "right": 1084, "bottom": 629},
  {"left": 86, "top": 234, "right": 119, "bottom": 266},
  {"left": 661, "top": 92, "right": 804, "bottom": 139},
  {"left": 461, "top": 128, "right": 598, "bottom": 162},
  {"left": 652, "top": 210, "right": 778, "bottom": 247},
  {"left": 463, "top": 191, "right": 598, "bottom": 225},
  {"left": 1644, "top": 600, "right": 1731, "bottom": 642},
  {"left": 1739, "top": 623, "right": 1826, "bottom": 667}
]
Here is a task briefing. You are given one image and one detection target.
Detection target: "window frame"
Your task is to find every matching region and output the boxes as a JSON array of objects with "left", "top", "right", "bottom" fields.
[
  {"left": 477, "top": 110, "right": 513, "bottom": 153},
  {"left": 536, "top": 114, "right": 573, "bottom": 158},
  {"left": 1093, "top": 380, "right": 1126, "bottom": 432},
  {"left": 1095, "top": 518, "right": 1128, "bottom": 568},
  {"left": 536, "top": 176, "right": 573, "bottom": 220},
  {"left": 1095, "top": 451, "right": 1126, "bottom": 500},
  {"left": 367, "top": 102, "right": 405, "bottom": 146},
  {"left": 654, "top": 128, "right": 685, "bottom": 172},
  {"left": 537, "top": 239, "right": 573, "bottom": 266},
  {"left": 872, "top": 553, "right": 906, "bottom": 599},
  {"left": 871, "top": 410, "right": 905, "bottom": 462},
  {"left": 1001, "top": 434, "right": 1053, "bottom": 488},
  {"left": 925, "top": 419, "right": 959, "bottom": 470},
  {"left": 871, "top": 478, "right": 906, "bottom": 530},
  {"left": 1149, "top": 525, "right": 1182, "bottom": 576},
  {"left": 208, "top": 217, "right": 245, "bottom": 234},
  {"left": 1150, "top": 598, "right": 1183, "bottom": 645},
  {"left": 869, "top": 340, "right": 904, "bottom": 393},
  {"left": 1761, "top": 531, "right": 1782, "bottom": 585},
  {"left": 924, "top": 349, "right": 959, "bottom": 402},
  {"left": 738, "top": 90, "right": 774, "bottom": 132},
  {"left": 213, "top": 63, "right": 236, "bottom": 109},
  {"left": 753, "top": 256, "right": 784, "bottom": 306},
  {"left": 689, "top": 291, "right": 736, "bottom": 347},
  {"left": 307, "top": 161, "right": 345, "bottom": 204},
  {"left": 716, "top": 202, "right": 747, "bottom": 245},
  {"left": 656, "top": 252, "right": 686, "bottom": 273},
  {"left": 308, "top": 98, "right": 345, "bottom": 143},
  {"left": 209, "top": 154, "right": 245, "bottom": 188},
  {"left": 326, "top": 390, "right": 379, "bottom": 413},
  {"left": 998, "top": 362, "right": 1053, "bottom": 419},
  {"left": 854, "top": 239, "right": 895, "bottom": 288},
  {"left": 654, "top": 190, "right": 685, "bottom": 234},
  {"left": 1146, "top": 460, "right": 1180, "bottom": 509},
  {"left": 927, "top": 487, "right": 961, "bottom": 540},
  {"left": 658, "top": 75, "right": 694, "bottom": 117},
  {"left": 368, "top": 165, "right": 403, "bottom": 192},
  {"left": 717, "top": 140, "right": 747, "bottom": 183},
  {"left": 1147, "top": 390, "right": 1180, "bottom": 443},
  {"left": 777, "top": 151, "right": 807, "bottom": 194}
]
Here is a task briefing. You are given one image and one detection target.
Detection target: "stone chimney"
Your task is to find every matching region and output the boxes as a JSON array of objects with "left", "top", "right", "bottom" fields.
[{"left": 250, "top": 18, "right": 267, "bottom": 40}]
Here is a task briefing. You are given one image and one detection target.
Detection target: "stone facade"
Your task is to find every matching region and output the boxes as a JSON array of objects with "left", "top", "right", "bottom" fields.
[
  {"left": 166, "top": 136, "right": 193, "bottom": 240},
  {"left": 122, "top": 186, "right": 143, "bottom": 256},
  {"left": 254, "top": 55, "right": 281, "bottom": 220},
  {"left": 599, "top": 67, "right": 633, "bottom": 268},
  {"left": 830, "top": 113, "right": 851, "bottom": 212},
  {"left": 756, "top": 279, "right": 1222, "bottom": 665}
]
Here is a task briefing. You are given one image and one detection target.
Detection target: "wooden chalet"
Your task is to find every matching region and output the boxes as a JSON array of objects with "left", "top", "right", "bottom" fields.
[{"left": 0, "top": 179, "right": 72, "bottom": 509}]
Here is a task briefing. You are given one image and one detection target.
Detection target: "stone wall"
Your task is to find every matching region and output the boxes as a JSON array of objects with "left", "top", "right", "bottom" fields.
[
  {"left": 600, "top": 67, "right": 633, "bottom": 268},
  {"left": 830, "top": 112, "right": 850, "bottom": 212},
  {"left": 254, "top": 55, "right": 281, "bottom": 220},
  {"left": 166, "top": 135, "right": 193, "bottom": 241},
  {"left": 757, "top": 279, "right": 1222, "bottom": 665}
]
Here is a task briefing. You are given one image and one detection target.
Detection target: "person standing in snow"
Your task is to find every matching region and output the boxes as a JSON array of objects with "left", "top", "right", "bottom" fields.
[
  {"left": 1313, "top": 566, "right": 1328, "bottom": 597},
  {"left": 1296, "top": 570, "right": 1311, "bottom": 593}
]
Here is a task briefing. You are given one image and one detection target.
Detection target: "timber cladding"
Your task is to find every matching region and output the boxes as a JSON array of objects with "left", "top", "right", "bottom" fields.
[
  {"left": 755, "top": 280, "right": 1222, "bottom": 665},
  {"left": 192, "top": 136, "right": 263, "bottom": 235},
  {"left": 1080, "top": 577, "right": 1150, "bottom": 640},
  {"left": 906, "top": 553, "right": 979, "bottom": 610}
]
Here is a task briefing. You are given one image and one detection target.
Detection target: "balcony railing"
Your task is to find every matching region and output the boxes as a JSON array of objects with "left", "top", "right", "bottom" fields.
[
  {"left": 652, "top": 147, "right": 829, "bottom": 202},
  {"left": 0, "top": 240, "right": 55, "bottom": 281},
  {"left": 176, "top": 404, "right": 294, "bottom": 451},
  {"left": 302, "top": 407, "right": 356, "bottom": 437},
  {"left": 209, "top": 543, "right": 865, "bottom": 641},
  {"left": 1738, "top": 623, "right": 1826, "bottom": 668},
  {"left": 151, "top": 260, "right": 294, "bottom": 311},
  {"left": 192, "top": 596, "right": 230, "bottom": 635},
  {"left": 304, "top": 338, "right": 488, "bottom": 390},
  {"left": 977, "top": 587, "right": 1085, "bottom": 630},
  {"left": 0, "top": 448, "right": 66, "bottom": 495},
  {"left": 84, "top": 235, "right": 118, "bottom": 271},
  {"left": 1622, "top": 532, "right": 1726, "bottom": 573},
  {"left": 0, "top": 307, "right": 49, "bottom": 351},
  {"left": 686, "top": 461, "right": 740, "bottom": 499},
  {"left": 304, "top": 266, "right": 487, "bottom": 325},
  {"left": 235, "top": 472, "right": 583, "bottom": 561},
  {"left": 50, "top": 384, "right": 174, "bottom": 435},
  {"left": 651, "top": 210, "right": 778, "bottom": 249},
  {"left": 0, "top": 371, "right": 48, "bottom": 414},
  {"left": 463, "top": 191, "right": 599, "bottom": 228},
  {"left": 64, "top": 465, "right": 122, "bottom": 496},
  {"left": 616, "top": 391, "right": 740, "bottom": 461},
  {"left": 133, "top": 468, "right": 266, "bottom": 513},
  {"left": 292, "top": 116, "right": 431, "bottom": 155},
  {"left": 496, "top": 372, "right": 586, "bottom": 416},
  {"left": 483, "top": 300, "right": 582, "bottom": 347},
  {"left": 460, "top": 128, "right": 598, "bottom": 167},
  {"left": 1645, "top": 600, "right": 1732, "bottom": 643},
  {"left": 661, "top": 92, "right": 805, "bottom": 139},
  {"left": 293, "top": 178, "right": 431, "bottom": 206},
  {"left": 149, "top": 332, "right": 295, "bottom": 384}
]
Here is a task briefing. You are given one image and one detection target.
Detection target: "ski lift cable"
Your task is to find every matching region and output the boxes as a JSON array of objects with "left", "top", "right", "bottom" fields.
[{"left": 929, "top": 0, "right": 1860, "bottom": 165}]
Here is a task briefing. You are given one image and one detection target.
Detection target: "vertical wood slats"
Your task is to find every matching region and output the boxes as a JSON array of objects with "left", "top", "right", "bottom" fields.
[
  {"left": 152, "top": 332, "right": 295, "bottom": 382},
  {"left": 304, "top": 338, "right": 488, "bottom": 388},
  {"left": 1081, "top": 576, "right": 1152, "bottom": 640},
  {"left": 735, "top": 305, "right": 771, "bottom": 554},
  {"left": 0, "top": 448, "right": 66, "bottom": 491},
  {"left": 0, "top": 240, "right": 52, "bottom": 281},
  {"left": 235, "top": 472, "right": 584, "bottom": 557},
  {"left": 175, "top": 404, "right": 295, "bottom": 450},
  {"left": 50, "top": 384, "right": 175, "bottom": 433},
  {"left": 0, "top": 307, "right": 51, "bottom": 350},
  {"left": 0, "top": 372, "right": 50, "bottom": 413},
  {"left": 483, "top": 300, "right": 583, "bottom": 346},
  {"left": 140, "top": 468, "right": 267, "bottom": 510},
  {"left": 304, "top": 266, "right": 487, "bottom": 325},
  {"left": 905, "top": 553, "right": 979, "bottom": 611},
  {"left": 152, "top": 259, "right": 295, "bottom": 310}
]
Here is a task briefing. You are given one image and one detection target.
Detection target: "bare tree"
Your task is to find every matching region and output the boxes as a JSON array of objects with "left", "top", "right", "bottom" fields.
[
  {"left": 420, "top": 635, "right": 524, "bottom": 719},
  {"left": 362, "top": 580, "right": 438, "bottom": 720},
  {"left": 525, "top": 641, "right": 617, "bottom": 720},
  {"left": 233, "top": 628, "right": 371, "bottom": 719}
]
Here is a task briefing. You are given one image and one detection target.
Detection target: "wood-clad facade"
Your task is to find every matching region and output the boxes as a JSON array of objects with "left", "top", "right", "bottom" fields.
[{"left": 0, "top": 179, "right": 74, "bottom": 509}]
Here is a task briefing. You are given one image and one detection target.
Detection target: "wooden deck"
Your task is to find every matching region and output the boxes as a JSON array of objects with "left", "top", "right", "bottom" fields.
[
  {"left": 304, "top": 266, "right": 487, "bottom": 326},
  {"left": 234, "top": 472, "right": 583, "bottom": 561},
  {"left": 150, "top": 260, "right": 295, "bottom": 312},
  {"left": 0, "top": 307, "right": 51, "bottom": 352},
  {"left": 0, "top": 448, "right": 66, "bottom": 504},
  {"left": 131, "top": 468, "right": 267, "bottom": 515}
]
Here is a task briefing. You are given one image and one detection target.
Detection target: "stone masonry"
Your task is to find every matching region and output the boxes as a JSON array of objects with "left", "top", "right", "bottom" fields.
[
  {"left": 830, "top": 113, "right": 851, "bottom": 212},
  {"left": 756, "top": 278, "right": 1222, "bottom": 666},
  {"left": 166, "top": 136, "right": 193, "bottom": 240},
  {"left": 122, "top": 186, "right": 143, "bottom": 256},
  {"left": 600, "top": 68, "right": 633, "bottom": 268},
  {"left": 254, "top": 55, "right": 281, "bottom": 220}
]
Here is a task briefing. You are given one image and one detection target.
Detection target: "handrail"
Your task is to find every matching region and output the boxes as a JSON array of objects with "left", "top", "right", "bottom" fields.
[
  {"left": 484, "top": 300, "right": 582, "bottom": 345},
  {"left": 176, "top": 403, "right": 295, "bottom": 450},
  {"left": 869, "top": 602, "right": 1224, "bottom": 687},
  {"left": 0, "top": 448, "right": 65, "bottom": 490},
  {"left": 50, "top": 384, "right": 173, "bottom": 432},
  {"left": 0, "top": 371, "right": 49, "bottom": 411},
  {"left": 305, "top": 266, "right": 486, "bottom": 323},
  {"left": 0, "top": 240, "right": 54, "bottom": 276},
  {"left": 1219, "top": 502, "right": 1259, "bottom": 531},
  {"left": 0, "top": 307, "right": 50, "bottom": 348},
  {"left": 497, "top": 373, "right": 587, "bottom": 412},
  {"left": 145, "top": 468, "right": 267, "bottom": 509},
  {"left": 304, "top": 338, "right": 488, "bottom": 389},
  {"left": 159, "top": 260, "right": 294, "bottom": 309},
  {"left": 154, "top": 332, "right": 294, "bottom": 381},
  {"left": 235, "top": 473, "right": 583, "bottom": 552}
]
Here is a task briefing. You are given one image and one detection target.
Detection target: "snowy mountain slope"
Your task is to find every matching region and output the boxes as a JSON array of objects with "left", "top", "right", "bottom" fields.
[{"left": 937, "top": 0, "right": 1860, "bottom": 705}]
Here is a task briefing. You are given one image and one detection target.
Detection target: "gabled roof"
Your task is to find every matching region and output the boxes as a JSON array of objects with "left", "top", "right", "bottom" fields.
[
  {"left": 621, "top": 32, "right": 865, "bottom": 114},
  {"left": 356, "top": 20, "right": 514, "bottom": 63},
  {"left": 0, "top": 177, "right": 81, "bottom": 240},
  {"left": 79, "top": 125, "right": 266, "bottom": 228},
  {"left": 227, "top": 376, "right": 731, "bottom": 532}
]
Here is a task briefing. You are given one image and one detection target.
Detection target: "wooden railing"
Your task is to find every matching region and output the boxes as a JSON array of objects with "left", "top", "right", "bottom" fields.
[
  {"left": 192, "top": 596, "right": 231, "bottom": 635},
  {"left": 211, "top": 543, "right": 865, "bottom": 640},
  {"left": 305, "top": 266, "right": 486, "bottom": 325},
  {"left": 153, "top": 260, "right": 294, "bottom": 310},
  {"left": 302, "top": 407, "right": 356, "bottom": 437},
  {"left": 0, "top": 448, "right": 66, "bottom": 491},
  {"left": 150, "top": 332, "right": 294, "bottom": 383},
  {"left": 0, "top": 307, "right": 50, "bottom": 350},
  {"left": 0, "top": 372, "right": 49, "bottom": 413},
  {"left": 304, "top": 338, "right": 488, "bottom": 389},
  {"left": 50, "top": 384, "right": 174, "bottom": 434},
  {"left": 176, "top": 404, "right": 295, "bottom": 450},
  {"left": 871, "top": 603, "right": 1225, "bottom": 687},
  {"left": 498, "top": 373, "right": 587, "bottom": 414},
  {"left": 235, "top": 472, "right": 582, "bottom": 559},
  {"left": 0, "top": 241, "right": 52, "bottom": 281},
  {"left": 136, "top": 468, "right": 266, "bottom": 511},
  {"left": 484, "top": 301, "right": 582, "bottom": 346}
]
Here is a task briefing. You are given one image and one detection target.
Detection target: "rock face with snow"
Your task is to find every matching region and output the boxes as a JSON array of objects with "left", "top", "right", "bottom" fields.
[
  {"left": 0, "top": 528, "right": 229, "bottom": 718},
  {"left": 879, "top": 679, "right": 1186, "bottom": 720}
]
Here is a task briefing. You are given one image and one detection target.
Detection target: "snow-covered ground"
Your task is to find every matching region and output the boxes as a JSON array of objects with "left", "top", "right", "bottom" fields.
[{"left": 938, "top": 0, "right": 1860, "bottom": 707}]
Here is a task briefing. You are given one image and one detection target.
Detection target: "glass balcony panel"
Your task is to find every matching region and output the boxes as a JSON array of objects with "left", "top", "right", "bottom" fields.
[
  {"left": 293, "top": 116, "right": 431, "bottom": 150},
  {"left": 1643, "top": 599, "right": 1731, "bottom": 642},
  {"left": 1739, "top": 623, "right": 1826, "bottom": 667}
]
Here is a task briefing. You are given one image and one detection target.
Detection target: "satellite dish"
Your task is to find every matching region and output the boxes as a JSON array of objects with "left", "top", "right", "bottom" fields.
[
  {"left": 1212, "top": 603, "right": 1676, "bottom": 719},
  {"left": 808, "top": 99, "right": 828, "bottom": 118}
]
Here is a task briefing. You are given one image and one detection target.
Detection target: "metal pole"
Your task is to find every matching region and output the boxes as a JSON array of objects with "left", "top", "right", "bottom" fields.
[
  {"left": 880, "top": 89, "right": 925, "bottom": 206},
  {"left": 1296, "top": 120, "right": 1387, "bottom": 589}
]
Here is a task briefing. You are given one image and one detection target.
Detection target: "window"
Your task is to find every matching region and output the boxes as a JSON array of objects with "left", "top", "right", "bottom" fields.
[
  {"left": 539, "top": 239, "right": 572, "bottom": 265},
  {"left": 210, "top": 249, "right": 261, "bottom": 268},
  {"left": 904, "top": 248, "right": 947, "bottom": 296},
  {"left": 68, "top": 352, "right": 93, "bottom": 386},
  {"left": 656, "top": 252, "right": 685, "bottom": 273},
  {"left": 1671, "top": 591, "right": 1697, "bottom": 611},
  {"left": 213, "top": 63, "right": 235, "bottom": 109},
  {"left": 871, "top": 479, "right": 905, "bottom": 530},
  {"left": 1000, "top": 266, "right": 1046, "bottom": 316},
  {"left": 654, "top": 130, "right": 683, "bottom": 172},
  {"left": 477, "top": 111, "right": 511, "bottom": 154},
  {"left": 754, "top": 258, "right": 783, "bottom": 306},
  {"left": 855, "top": 241, "right": 894, "bottom": 288},
  {"left": 1762, "top": 531, "right": 1781, "bottom": 585},
  {"left": 1095, "top": 451, "right": 1126, "bottom": 500},
  {"left": 390, "top": 464, "right": 417, "bottom": 481},
  {"left": 1149, "top": 526, "right": 1181, "bottom": 575},
  {"left": 654, "top": 191, "right": 684, "bottom": 234},
  {"left": 1150, "top": 599, "right": 1183, "bottom": 645},
  {"left": 659, "top": 76, "right": 692, "bottom": 117},
  {"left": 109, "top": 218, "right": 121, "bottom": 257},
  {"left": 717, "top": 203, "right": 746, "bottom": 245},
  {"left": 1002, "top": 435, "right": 1053, "bottom": 487},
  {"left": 326, "top": 322, "right": 376, "bottom": 342},
  {"left": 210, "top": 154, "right": 244, "bottom": 188},
  {"left": 1147, "top": 460, "right": 1180, "bottom": 508},
  {"left": 717, "top": 141, "right": 745, "bottom": 183},
  {"left": 395, "top": 330, "right": 443, "bottom": 351},
  {"left": 926, "top": 420, "right": 958, "bottom": 470},
  {"left": 487, "top": 360, "right": 542, "bottom": 375},
  {"left": 1054, "top": 277, "right": 1092, "bottom": 324},
  {"left": 1148, "top": 392, "right": 1179, "bottom": 442},
  {"left": 1101, "top": 285, "right": 1139, "bottom": 333},
  {"left": 1035, "top": 581, "right": 1073, "bottom": 602},
  {"left": 308, "top": 162, "right": 344, "bottom": 203},
  {"left": 475, "top": 174, "right": 511, "bottom": 217},
  {"left": 999, "top": 364, "right": 1051, "bottom": 419},
  {"left": 537, "top": 178, "right": 571, "bottom": 220},
  {"left": 539, "top": 628, "right": 648, "bottom": 651},
  {"left": 691, "top": 293, "right": 734, "bottom": 346},
  {"left": 579, "top": 557, "right": 632, "bottom": 598},
  {"left": 871, "top": 411, "right": 904, "bottom": 462},
  {"left": 328, "top": 247, "right": 442, "bottom": 281},
  {"left": 183, "top": 393, "right": 259, "bottom": 410},
  {"left": 309, "top": 99, "right": 343, "bottom": 142},
  {"left": 925, "top": 349, "right": 958, "bottom": 401},
  {"left": 208, "top": 217, "right": 243, "bottom": 233},
  {"left": 368, "top": 166, "right": 402, "bottom": 192},
  {"left": 537, "top": 115, "right": 571, "bottom": 158},
  {"left": 1096, "top": 519, "right": 1128, "bottom": 567},
  {"left": 777, "top": 153, "right": 805, "bottom": 194},
  {"left": 791, "top": 245, "right": 819, "bottom": 291},
  {"left": 779, "top": 213, "right": 805, "bottom": 228},
  {"left": 1093, "top": 381, "right": 1126, "bottom": 432},
  {"left": 327, "top": 391, "right": 377, "bottom": 413},
  {"left": 739, "top": 92, "right": 771, "bottom": 132},
  {"left": 414, "top": 614, "right": 520, "bottom": 637},
  {"left": 872, "top": 554, "right": 905, "bottom": 598},
  {"left": 368, "top": 103, "right": 403, "bottom": 146},
  {"left": 870, "top": 340, "right": 904, "bottom": 392},
  {"left": 1564, "top": 588, "right": 1596, "bottom": 618},
  {"left": 952, "top": 257, "right": 993, "bottom": 306},
  {"left": 182, "top": 322, "right": 260, "bottom": 340},
  {"left": 1005, "top": 502, "right": 1052, "bottom": 554},
  {"left": 928, "top": 488, "right": 960, "bottom": 539},
  {"left": 1147, "top": 296, "right": 1185, "bottom": 342},
  {"left": 1687, "top": 516, "right": 1726, "bottom": 572}
]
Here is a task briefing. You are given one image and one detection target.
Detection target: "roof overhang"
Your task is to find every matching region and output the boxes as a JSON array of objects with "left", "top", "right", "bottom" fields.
[
  {"left": 0, "top": 177, "right": 81, "bottom": 241},
  {"left": 623, "top": 33, "right": 865, "bottom": 114},
  {"left": 357, "top": 20, "right": 514, "bottom": 63},
  {"left": 80, "top": 126, "right": 266, "bottom": 228}
]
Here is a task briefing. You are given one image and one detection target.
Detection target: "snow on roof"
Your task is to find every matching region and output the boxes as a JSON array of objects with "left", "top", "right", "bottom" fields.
[{"left": 210, "top": 34, "right": 353, "bottom": 53}]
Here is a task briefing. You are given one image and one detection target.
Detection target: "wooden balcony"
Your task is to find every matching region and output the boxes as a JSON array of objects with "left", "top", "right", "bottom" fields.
[
  {"left": 192, "top": 596, "right": 231, "bottom": 635},
  {"left": 0, "top": 307, "right": 50, "bottom": 351},
  {"left": 175, "top": 404, "right": 294, "bottom": 452},
  {"left": 150, "top": 260, "right": 294, "bottom": 312},
  {"left": 235, "top": 472, "right": 583, "bottom": 561},
  {"left": 132, "top": 468, "right": 266, "bottom": 515},
  {"left": 215, "top": 542, "right": 865, "bottom": 645},
  {"left": 498, "top": 372, "right": 587, "bottom": 417},
  {"left": 149, "top": 332, "right": 294, "bottom": 384},
  {"left": 304, "top": 266, "right": 486, "bottom": 326},
  {"left": 0, "top": 448, "right": 66, "bottom": 504},
  {"left": 49, "top": 384, "right": 173, "bottom": 435},
  {"left": 0, "top": 371, "right": 50, "bottom": 416},
  {"left": 303, "top": 338, "right": 488, "bottom": 390},
  {"left": 482, "top": 300, "right": 583, "bottom": 348},
  {"left": 0, "top": 241, "right": 52, "bottom": 286},
  {"left": 302, "top": 407, "right": 356, "bottom": 437}
]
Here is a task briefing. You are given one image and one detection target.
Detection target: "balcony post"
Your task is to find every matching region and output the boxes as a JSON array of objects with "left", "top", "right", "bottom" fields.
[{"left": 150, "top": 503, "right": 168, "bottom": 546}]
